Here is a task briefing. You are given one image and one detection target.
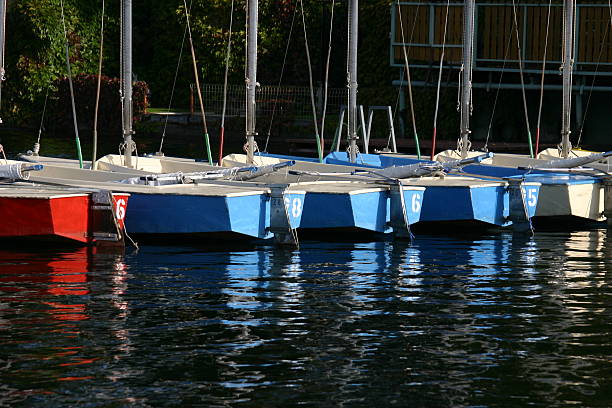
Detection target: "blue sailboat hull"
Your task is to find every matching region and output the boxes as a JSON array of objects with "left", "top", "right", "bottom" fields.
[
  {"left": 255, "top": 152, "right": 540, "bottom": 227},
  {"left": 125, "top": 191, "right": 306, "bottom": 239},
  {"left": 298, "top": 188, "right": 424, "bottom": 232},
  {"left": 420, "top": 184, "right": 539, "bottom": 226}
]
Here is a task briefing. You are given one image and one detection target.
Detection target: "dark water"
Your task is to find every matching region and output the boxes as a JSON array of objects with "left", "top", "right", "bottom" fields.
[{"left": 1, "top": 231, "right": 611, "bottom": 407}]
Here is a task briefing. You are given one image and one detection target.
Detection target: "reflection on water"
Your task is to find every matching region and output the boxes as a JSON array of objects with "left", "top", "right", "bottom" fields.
[{"left": 0, "top": 231, "right": 611, "bottom": 406}]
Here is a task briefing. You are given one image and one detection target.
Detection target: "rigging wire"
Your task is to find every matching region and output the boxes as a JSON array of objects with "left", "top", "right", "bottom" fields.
[
  {"left": 576, "top": 0, "right": 612, "bottom": 148},
  {"left": 484, "top": 23, "right": 513, "bottom": 152},
  {"left": 320, "top": 0, "right": 336, "bottom": 155},
  {"left": 299, "top": 0, "right": 323, "bottom": 162},
  {"left": 183, "top": 0, "right": 213, "bottom": 165},
  {"left": 32, "top": 87, "right": 50, "bottom": 156},
  {"left": 431, "top": 0, "right": 451, "bottom": 160},
  {"left": 92, "top": 0, "right": 105, "bottom": 170},
  {"left": 219, "top": 0, "right": 235, "bottom": 163},
  {"left": 158, "top": 3, "right": 190, "bottom": 154},
  {"left": 389, "top": 68, "right": 403, "bottom": 152},
  {"left": 60, "top": 0, "right": 83, "bottom": 168},
  {"left": 391, "top": 1, "right": 419, "bottom": 153},
  {"left": 263, "top": 3, "right": 297, "bottom": 153},
  {"left": 535, "top": 0, "right": 552, "bottom": 155},
  {"left": 396, "top": 1, "right": 420, "bottom": 158},
  {"left": 511, "top": 0, "right": 534, "bottom": 157}
]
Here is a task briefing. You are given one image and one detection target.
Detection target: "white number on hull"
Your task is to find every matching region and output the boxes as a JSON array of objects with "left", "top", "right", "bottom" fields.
[
  {"left": 411, "top": 194, "right": 422, "bottom": 213},
  {"left": 284, "top": 196, "right": 303, "bottom": 218},
  {"left": 115, "top": 198, "right": 127, "bottom": 220}
]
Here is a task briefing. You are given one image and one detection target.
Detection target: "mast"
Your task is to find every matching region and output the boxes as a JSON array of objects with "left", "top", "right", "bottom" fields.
[
  {"left": 560, "top": 0, "right": 574, "bottom": 158},
  {"left": 245, "top": 0, "right": 258, "bottom": 164},
  {"left": 121, "top": 0, "right": 135, "bottom": 167},
  {"left": 459, "top": 0, "right": 475, "bottom": 159},
  {"left": 0, "top": 0, "right": 7, "bottom": 124},
  {"left": 347, "top": 0, "right": 358, "bottom": 163}
]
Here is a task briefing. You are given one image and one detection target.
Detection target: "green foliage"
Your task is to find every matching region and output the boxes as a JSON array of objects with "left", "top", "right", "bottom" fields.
[
  {"left": 50, "top": 74, "right": 149, "bottom": 133},
  {"left": 4, "top": 0, "right": 103, "bottom": 122},
  {"left": 1, "top": 0, "right": 418, "bottom": 137}
]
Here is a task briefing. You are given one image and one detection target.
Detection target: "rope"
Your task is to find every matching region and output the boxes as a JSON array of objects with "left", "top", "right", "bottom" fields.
[
  {"left": 319, "top": 0, "right": 336, "bottom": 156},
  {"left": 183, "top": 0, "right": 213, "bottom": 165},
  {"left": 347, "top": 143, "right": 360, "bottom": 159},
  {"left": 263, "top": 4, "right": 297, "bottom": 153},
  {"left": 391, "top": 2, "right": 419, "bottom": 154},
  {"left": 511, "top": 0, "right": 533, "bottom": 157},
  {"left": 396, "top": 1, "right": 420, "bottom": 158},
  {"left": 535, "top": 0, "right": 552, "bottom": 155},
  {"left": 243, "top": 140, "right": 259, "bottom": 157},
  {"left": 60, "top": 0, "right": 83, "bottom": 168},
  {"left": 0, "top": 144, "right": 6, "bottom": 164},
  {"left": 456, "top": 137, "right": 471, "bottom": 157},
  {"left": 219, "top": 0, "right": 235, "bottom": 163},
  {"left": 0, "top": 163, "right": 31, "bottom": 180},
  {"left": 159, "top": 4, "right": 190, "bottom": 154},
  {"left": 577, "top": 0, "right": 612, "bottom": 148},
  {"left": 299, "top": 0, "right": 322, "bottom": 162},
  {"left": 119, "top": 141, "right": 138, "bottom": 168},
  {"left": 390, "top": 71, "right": 402, "bottom": 152},
  {"left": 431, "top": 0, "right": 451, "bottom": 160},
  {"left": 387, "top": 0, "right": 421, "bottom": 153},
  {"left": 92, "top": 0, "right": 105, "bottom": 170},
  {"left": 111, "top": 194, "right": 139, "bottom": 250},
  {"left": 387, "top": 3, "right": 421, "bottom": 155},
  {"left": 456, "top": 66, "right": 462, "bottom": 114},
  {"left": 282, "top": 191, "right": 299, "bottom": 248},
  {"left": 484, "top": 25, "right": 513, "bottom": 152},
  {"left": 32, "top": 87, "right": 50, "bottom": 156}
]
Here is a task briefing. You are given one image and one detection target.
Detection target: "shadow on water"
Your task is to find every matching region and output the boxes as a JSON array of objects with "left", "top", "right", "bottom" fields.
[{"left": 0, "top": 231, "right": 611, "bottom": 406}]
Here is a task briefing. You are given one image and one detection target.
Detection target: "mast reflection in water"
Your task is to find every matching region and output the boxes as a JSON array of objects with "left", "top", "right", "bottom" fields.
[{"left": 1, "top": 231, "right": 611, "bottom": 406}]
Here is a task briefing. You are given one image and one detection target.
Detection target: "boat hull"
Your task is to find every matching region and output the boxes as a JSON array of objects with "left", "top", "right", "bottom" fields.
[
  {"left": 124, "top": 191, "right": 305, "bottom": 239},
  {"left": 324, "top": 151, "right": 602, "bottom": 223},
  {"left": 298, "top": 186, "right": 424, "bottom": 233},
  {"left": 0, "top": 192, "right": 129, "bottom": 244},
  {"left": 249, "top": 153, "right": 539, "bottom": 228}
]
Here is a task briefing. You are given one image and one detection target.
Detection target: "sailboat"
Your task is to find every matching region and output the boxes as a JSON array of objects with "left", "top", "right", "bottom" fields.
[
  {"left": 0, "top": 0, "right": 130, "bottom": 246},
  {"left": 225, "top": 0, "right": 542, "bottom": 232},
  {"left": 0, "top": 166, "right": 129, "bottom": 245},
  {"left": 324, "top": 0, "right": 611, "bottom": 227},
  {"left": 15, "top": 0, "right": 427, "bottom": 244},
  {"left": 12, "top": 0, "right": 306, "bottom": 244}
]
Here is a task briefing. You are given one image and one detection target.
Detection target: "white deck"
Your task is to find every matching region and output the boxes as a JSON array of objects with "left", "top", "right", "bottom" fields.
[{"left": 0, "top": 183, "right": 90, "bottom": 199}]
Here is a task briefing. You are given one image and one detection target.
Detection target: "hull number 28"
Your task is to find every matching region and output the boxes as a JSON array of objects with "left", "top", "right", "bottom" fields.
[{"left": 284, "top": 196, "right": 303, "bottom": 218}]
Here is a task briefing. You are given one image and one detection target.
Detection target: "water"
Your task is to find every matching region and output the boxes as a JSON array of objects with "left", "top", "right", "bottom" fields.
[{"left": 1, "top": 231, "right": 611, "bottom": 407}]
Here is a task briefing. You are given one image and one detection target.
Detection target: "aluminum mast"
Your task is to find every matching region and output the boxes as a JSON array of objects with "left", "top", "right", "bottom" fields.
[
  {"left": 560, "top": 0, "right": 575, "bottom": 158},
  {"left": 0, "top": 0, "right": 7, "bottom": 124},
  {"left": 245, "top": 0, "right": 258, "bottom": 164},
  {"left": 347, "top": 0, "right": 359, "bottom": 162},
  {"left": 459, "top": 0, "right": 475, "bottom": 159},
  {"left": 121, "top": 0, "right": 135, "bottom": 167}
]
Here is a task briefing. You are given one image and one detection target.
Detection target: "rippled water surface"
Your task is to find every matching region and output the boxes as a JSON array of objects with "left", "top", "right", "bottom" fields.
[{"left": 1, "top": 231, "right": 611, "bottom": 407}]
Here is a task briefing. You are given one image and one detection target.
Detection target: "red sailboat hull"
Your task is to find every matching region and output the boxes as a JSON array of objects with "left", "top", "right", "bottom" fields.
[{"left": 0, "top": 192, "right": 129, "bottom": 244}]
